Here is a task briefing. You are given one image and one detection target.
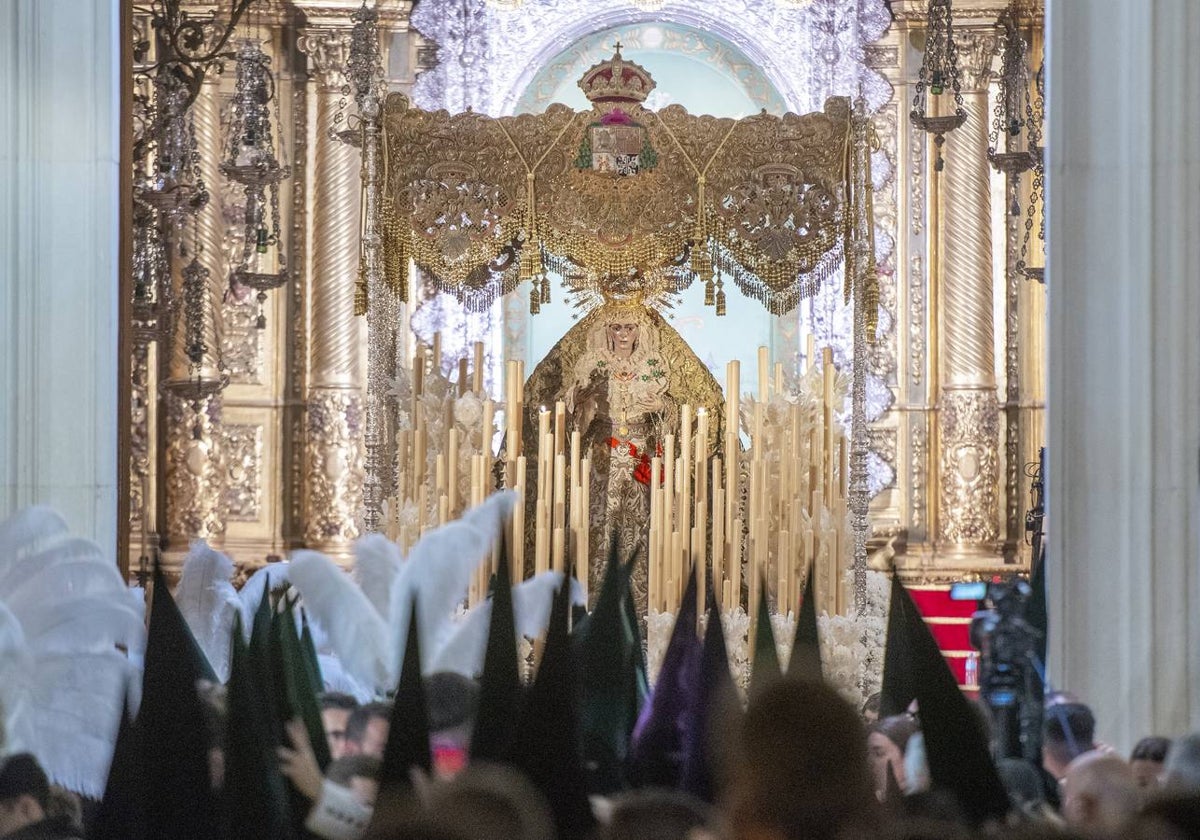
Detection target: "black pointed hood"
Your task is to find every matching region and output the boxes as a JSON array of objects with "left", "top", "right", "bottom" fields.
[{"left": 470, "top": 533, "right": 521, "bottom": 763}]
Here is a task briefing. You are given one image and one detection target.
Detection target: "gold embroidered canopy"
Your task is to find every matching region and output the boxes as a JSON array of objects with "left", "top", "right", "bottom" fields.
[{"left": 373, "top": 47, "right": 879, "bottom": 328}]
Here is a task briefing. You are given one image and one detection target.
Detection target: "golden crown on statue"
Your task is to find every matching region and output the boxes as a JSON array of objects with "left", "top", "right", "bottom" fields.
[{"left": 577, "top": 42, "right": 657, "bottom": 108}]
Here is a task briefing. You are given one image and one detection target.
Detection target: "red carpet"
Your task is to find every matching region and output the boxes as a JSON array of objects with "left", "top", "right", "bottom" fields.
[{"left": 906, "top": 584, "right": 980, "bottom": 694}]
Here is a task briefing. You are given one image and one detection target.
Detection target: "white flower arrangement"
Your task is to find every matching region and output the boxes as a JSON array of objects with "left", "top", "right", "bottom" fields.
[
  {"left": 453, "top": 393, "right": 483, "bottom": 428},
  {"left": 641, "top": 569, "right": 890, "bottom": 711}
]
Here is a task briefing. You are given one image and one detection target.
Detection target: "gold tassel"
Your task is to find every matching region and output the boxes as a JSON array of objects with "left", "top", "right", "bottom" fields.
[
  {"left": 715, "top": 288, "right": 726, "bottom": 316},
  {"left": 385, "top": 201, "right": 409, "bottom": 303},
  {"left": 692, "top": 242, "right": 713, "bottom": 285},
  {"left": 704, "top": 277, "right": 715, "bottom": 307},
  {"left": 519, "top": 243, "right": 540, "bottom": 282},
  {"left": 529, "top": 288, "right": 541, "bottom": 315},
  {"left": 519, "top": 172, "right": 542, "bottom": 282},
  {"left": 540, "top": 275, "right": 551, "bottom": 304}
]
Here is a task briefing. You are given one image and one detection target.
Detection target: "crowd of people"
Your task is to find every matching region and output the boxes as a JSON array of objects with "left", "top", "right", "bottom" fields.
[
  {"left": 1, "top": 539, "right": 1199, "bottom": 840},
  {"left": 5, "top": 678, "right": 1200, "bottom": 840}
]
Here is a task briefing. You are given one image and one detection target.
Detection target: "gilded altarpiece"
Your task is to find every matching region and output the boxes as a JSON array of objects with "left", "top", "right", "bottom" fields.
[{"left": 124, "top": 0, "right": 1044, "bottom": 586}]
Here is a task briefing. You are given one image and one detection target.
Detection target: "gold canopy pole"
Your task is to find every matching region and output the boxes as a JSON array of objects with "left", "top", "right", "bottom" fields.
[
  {"left": 349, "top": 5, "right": 390, "bottom": 535},
  {"left": 848, "top": 98, "right": 878, "bottom": 612}
]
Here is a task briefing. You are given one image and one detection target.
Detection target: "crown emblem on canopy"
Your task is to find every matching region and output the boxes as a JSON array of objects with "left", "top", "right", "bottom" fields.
[{"left": 577, "top": 42, "right": 656, "bottom": 109}]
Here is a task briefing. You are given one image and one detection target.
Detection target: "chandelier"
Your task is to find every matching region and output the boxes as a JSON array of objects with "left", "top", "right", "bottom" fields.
[
  {"left": 130, "top": 0, "right": 262, "bottom": 440},
  {"left": 137, "top": 71, "right": 209, "bottom": 223},
  {"left": 987, "top": 7, "right": 1038, "bottom": 213},
  {"left": 1017, "top": 58, "right": 1045, "bottom": 282},
  {"left": 910, "top": 0, "right": 967, "bottom": 171},
  {"left": 221, "top": 39, "right": 291, "bottom": 329}
]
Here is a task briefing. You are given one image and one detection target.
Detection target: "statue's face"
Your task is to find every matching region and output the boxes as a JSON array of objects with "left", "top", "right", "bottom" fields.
[{"left": 607, "top": 322, "right": 638, "bottom": 356}]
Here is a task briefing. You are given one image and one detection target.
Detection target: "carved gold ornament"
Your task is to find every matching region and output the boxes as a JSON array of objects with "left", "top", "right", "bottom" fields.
[{"left": 376, "top": 48, "right": 878, "bottom": 324}]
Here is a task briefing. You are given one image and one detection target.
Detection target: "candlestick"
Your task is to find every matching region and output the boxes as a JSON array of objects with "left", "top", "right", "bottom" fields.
[
  {"left": 757, "top": 346, "right": 769, "bottom": 401},
  {"left": 822, "top": 347, "right": 835, "bottom": 503},
  {"left": 505, "top": 360, "right": 519, "bottom": 468},
  {"left": 731, "top": 517, "right": 743, "bottom": 611},
  {"left": 482, "top": 399, "right": 495, "bottom": 458},
  {"left": 680, "top": 403, "right": 693, "bottom": 469},
  {"left": 712, "top": 485, "right": 724, "bottom": 608},
  {"left": 649, "top": 458, "right": 662, "bottom": 612},
  {"left": 580, "top": 456, "right": 590, "bottom": 598},
  {"left": 570, "top": 431, "right": 581, "bottom": 490},
  {"left": 554, "top": 453, "right": 566, "bottom": 525},
  {"left": 662, "top": 435, "right": 675, "bottom": 530},
  {"left": 838, "top": 435, "right": 848, "bottom": 500},
  {"left": 514, "top": 457, "right": 527, "bottom": 573},
  {"left": 552, "top": 527, "right": 565, "bottom": 574},
  {"left": 725, "top": 360, "right": 740, "bottom": 540},
  {"left": 473, "top": 341, "right": 484, "bottom": 393},
  {"left": 554, "top": 401, "right": 566, "bottom": 455},
  {"left": 535, "top": 526, "right": 548, "bottom": 578}
]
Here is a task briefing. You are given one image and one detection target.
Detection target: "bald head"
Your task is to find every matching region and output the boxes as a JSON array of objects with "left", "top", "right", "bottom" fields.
[
  {"left": 1062, "top": 751, "right": 1140, "bottom": 835},
  {"left": 1163, "top": 733, "right": 1200, "bottom": 794}
]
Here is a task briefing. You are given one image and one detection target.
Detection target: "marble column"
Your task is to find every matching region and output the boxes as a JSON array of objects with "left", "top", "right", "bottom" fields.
[
  {"left": 298, "top": 30, "right": 365, "bottom": 557},
  {"left": 933, "top": 29, "right": 1002, "bottom": 561},
  {"left": 160, "top": 74, "right": 230, "bottom": 563},
  {"left": 1047, "top": 0, "right": 1200, "bottom": 748},
  {"left": 0, "top": 1, "right": 119, "bottom": 548}
]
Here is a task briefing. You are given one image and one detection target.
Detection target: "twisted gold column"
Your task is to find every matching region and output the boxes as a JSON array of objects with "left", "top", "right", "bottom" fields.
[
  {"left": 162, "top": 75, "right": 228, "bottom": 565},
  {"left": 299, "top": 30, "right": 364, "bottom": 555},
  {"left": 934, "top": 31, "right": 1001, "bottom": 555}
]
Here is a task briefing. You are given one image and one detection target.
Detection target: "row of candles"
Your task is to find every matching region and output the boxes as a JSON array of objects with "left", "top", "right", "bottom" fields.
[
  {"left": 390, "top": 334, "right": 849, "bottom": 617},
  {"left": 644, "top": 344, "right": 849, "bottom": 621}
]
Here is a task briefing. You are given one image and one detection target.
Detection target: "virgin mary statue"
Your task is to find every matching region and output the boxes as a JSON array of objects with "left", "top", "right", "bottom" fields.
[{"left": 523, "top": 297, "right": 724, "bottom": 617}]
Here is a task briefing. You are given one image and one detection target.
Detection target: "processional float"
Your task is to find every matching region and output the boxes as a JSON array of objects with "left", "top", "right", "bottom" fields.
[{"left": 351, "top": 38, "right": 881, "bottom": 619}]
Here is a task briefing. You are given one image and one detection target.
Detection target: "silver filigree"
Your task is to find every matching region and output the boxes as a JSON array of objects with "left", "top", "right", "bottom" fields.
[{"left": 412, "top": 0, "right": 891, "bottom": 118}]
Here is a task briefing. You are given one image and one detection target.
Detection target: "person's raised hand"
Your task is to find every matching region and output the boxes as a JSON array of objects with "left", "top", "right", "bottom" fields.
[{"left": 277, "top": 717, "right": 323, "bottom": 801}]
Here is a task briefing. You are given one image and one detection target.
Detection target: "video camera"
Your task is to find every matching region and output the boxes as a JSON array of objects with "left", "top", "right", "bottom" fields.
[
  {"left": 950, "top": 577, "right": 1042, "bottom": 762},
  {"left": 1025, "top": 447, "right": 1046, "bottom": 567}
]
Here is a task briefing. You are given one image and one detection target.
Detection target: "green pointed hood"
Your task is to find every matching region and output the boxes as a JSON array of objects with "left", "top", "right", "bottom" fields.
[
  {"left": 575, "top": 539, "right": 636, "bottom": 794},
  {"left": 276, "top": 599, "right": 331, "bottom": 772},
  {"left": 247, "top": 584, "right": 277, "bottom": 730},
  {"left": 622, "top": 555, "right": 650, "bottom": 727},
  {"left": 299, "top": 609, "right": 326, "bottom": 698},
  {"left": 788, "top": 564, "right": 823, "bottom": 681},
  {"left": 223, "top": 613, "right": 293, "bottom": 840}
]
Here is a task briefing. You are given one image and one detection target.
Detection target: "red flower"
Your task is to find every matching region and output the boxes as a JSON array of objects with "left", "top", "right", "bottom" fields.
[
  {"left": 608, "top": 437, "right": 659, "bottom": 486},
  {"left": 633, "top": 455, "right": 652, "bottom": 485}
]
